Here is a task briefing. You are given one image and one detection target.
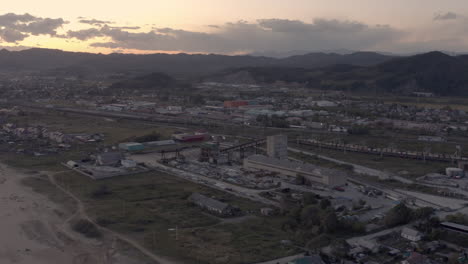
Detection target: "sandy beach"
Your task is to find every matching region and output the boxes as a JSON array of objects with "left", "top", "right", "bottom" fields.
[{"left": 0, "top": 163, "right": 144, "bottom": 264}]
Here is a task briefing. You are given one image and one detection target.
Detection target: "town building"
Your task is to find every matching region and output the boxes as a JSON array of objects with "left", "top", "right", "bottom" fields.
[
  {"left": 243, "top": 154, "right": 347, "bottom": 187},
  {"left": 267, "top": 134, "right": 288, "bottom": 160}
]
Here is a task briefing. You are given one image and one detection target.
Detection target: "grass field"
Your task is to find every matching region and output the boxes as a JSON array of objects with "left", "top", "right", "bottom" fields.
[
  {"left": 0, "top": 109, "right": 180, "bottom": 171},
  {"left": 49, "top": 170, "right": 296, "bottom": 264},
  {"left": 10, "top": 109, "right": 177, "bottom": 145}
]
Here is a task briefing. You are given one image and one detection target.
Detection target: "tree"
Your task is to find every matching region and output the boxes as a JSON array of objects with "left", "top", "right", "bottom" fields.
[
  {"left": 322, "top": 212, "right": 339, "bottom": 233},
  {"left": 306, "top": 234, "right": 332, "bottom": 251},
  {"left": 91, "top": 184, "right": 112, "bottom": 198},
  {"left": 384, "top": 203, "right": 413, "bottom": 227},
  {"left": 303, "top": 193, "right": 318, "bottom": 205},
  {"left": 296, "top": 175, "right": 306, "bottom": 185},
  {"left": 320, "top": 199, "right": 331, "bottom": 210},
  {"left": 72, "top": 219, "right": 102, "bottom": 238},
  {"left": 330, "top": 239, "right": 350, "bottom": 259},
  {"left": 413, "top": 207, "right": 434, "bottom": 221},
  {"left": 300, "top": 205, "right": 321, "bottom": 228}
]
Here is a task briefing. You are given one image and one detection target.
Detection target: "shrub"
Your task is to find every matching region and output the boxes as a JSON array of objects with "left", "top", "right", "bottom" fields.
[
  {"left": 91, "top": 185, "right": 112, "bottom": 198},
  {"left": 72, "top": 219, "right": 101, "bottom": 238}
]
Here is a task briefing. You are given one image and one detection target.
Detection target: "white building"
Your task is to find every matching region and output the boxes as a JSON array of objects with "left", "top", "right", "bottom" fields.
[
  {"left": 267, "top": 134, "right": 288, "bottom": 160},
  {"left": 401, "top": 227, "right": 422, "bottom": 242}
]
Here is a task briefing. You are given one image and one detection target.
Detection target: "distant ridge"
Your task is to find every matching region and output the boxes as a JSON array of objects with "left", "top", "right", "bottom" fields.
[
  {"left": 0, "top": 48, "right": 394, "bottom": 76},
  {"left": 206, "top": 51, "right": 468, "bottom": 96}
]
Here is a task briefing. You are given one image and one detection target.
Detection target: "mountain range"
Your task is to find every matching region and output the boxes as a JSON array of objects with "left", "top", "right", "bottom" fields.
[
  {"left": 0, "top": 48, "right": 394, "bottom": 76},
  {"left": 206, "top": 51, "right": 468, "bottom": 96},
  {"left": 1, "top": 48, "right": 467, "bottom": 96}
]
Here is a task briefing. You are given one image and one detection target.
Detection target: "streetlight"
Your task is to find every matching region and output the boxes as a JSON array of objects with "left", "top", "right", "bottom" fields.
[{"left": 168, "top": 226, "right": 178, "bottom": 241}]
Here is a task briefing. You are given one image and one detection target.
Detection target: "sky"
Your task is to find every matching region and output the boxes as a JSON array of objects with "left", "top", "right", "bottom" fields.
[{"left": 1, "top": 0, "right": 468, "bottom": 55}]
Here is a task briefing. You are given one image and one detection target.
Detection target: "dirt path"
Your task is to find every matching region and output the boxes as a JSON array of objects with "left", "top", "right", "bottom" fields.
[
  {"left": 0, "top": 163, "right": 117, "bottom": 264},
  {"left": 47, "top": 172, "right": 180, "bottom": 264}
]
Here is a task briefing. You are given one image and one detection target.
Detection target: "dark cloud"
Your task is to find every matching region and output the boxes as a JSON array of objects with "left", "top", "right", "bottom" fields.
[
  {"left": 79, "top": 18, "right": 112, "bottom": 25},
  {"left": 80, "top": 18, "right": 403, "bottom": 53},
  {"left": 0, "top": 28, "right": 28, "bottom": 42},
  {"left": 109, "top": 26, "right": 140, "bottom": 30},
  {"left": 19, "top": 17, "right": 66, "bottom": 35},
  {"left": 434, "top": 12, "right": 458, "bottom": 21},
  {"left": 67, "top": 28, "right": 103, "bottom": 40},
  {"left": 0, "top": 13, "right": 66, "bottom": 43}
]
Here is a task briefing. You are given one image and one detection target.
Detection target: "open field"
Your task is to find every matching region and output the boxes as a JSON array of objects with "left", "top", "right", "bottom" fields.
[
  {"left": 10, "top": 108, "right": 177, "bottom": 144},
  {"left": 47, "top": 170, "right": 296, "bottom": 264}
]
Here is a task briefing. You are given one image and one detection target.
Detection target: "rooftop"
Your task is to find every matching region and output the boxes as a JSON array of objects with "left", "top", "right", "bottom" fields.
[
  {"left": 245, "top": 154, "right": 345, "bottom": 178},
  {"left": 189, "top": 193, "right": 230, "bottom": 211}
]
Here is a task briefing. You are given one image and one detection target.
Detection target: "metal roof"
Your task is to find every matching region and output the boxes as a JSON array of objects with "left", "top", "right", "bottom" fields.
[
  {"left": 189, "top": 193, "right": 230, "bottom": 211},
  {"left": 441, "top": 221, "right": 468, "bottom": 232}
]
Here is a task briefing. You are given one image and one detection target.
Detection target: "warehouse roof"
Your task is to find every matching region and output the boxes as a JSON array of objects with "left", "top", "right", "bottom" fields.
[{"left": 189, "top": 193, "right": 230, "bottom": 212}]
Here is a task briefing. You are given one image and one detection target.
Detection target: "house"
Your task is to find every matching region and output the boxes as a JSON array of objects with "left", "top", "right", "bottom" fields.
[
  {"left": 401, "top": 252, "right": 431, "bottom": 264},
  {"left": 96, "top": 152, "right": 124, "bottom": 167},
  {"left": 401, "top": 227, "right": 422, "bottom": 242},
  {"left": 349, "top": 239, "right": 379, "bottom": 253},
  {"left": 189, "top": 193, "right": 238, "bottom": 216}
]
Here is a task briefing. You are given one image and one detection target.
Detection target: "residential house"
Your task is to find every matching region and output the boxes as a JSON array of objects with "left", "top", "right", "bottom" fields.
[{"left": 401, "top": 227, "right": 422, "bottom": 242}]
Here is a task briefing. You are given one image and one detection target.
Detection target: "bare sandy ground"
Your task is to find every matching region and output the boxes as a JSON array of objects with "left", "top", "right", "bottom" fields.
[{"left": 0, "top": 163, "right": 148, "bottom": 264}]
